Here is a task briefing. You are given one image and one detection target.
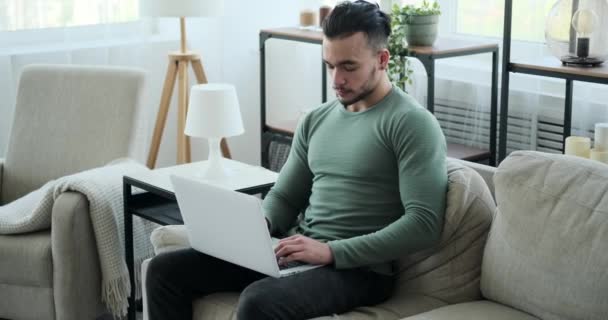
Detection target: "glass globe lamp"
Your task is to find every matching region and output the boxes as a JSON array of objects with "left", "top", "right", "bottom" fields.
[{"left": 545, "top": 0, "right": 608, "bottom": 66}]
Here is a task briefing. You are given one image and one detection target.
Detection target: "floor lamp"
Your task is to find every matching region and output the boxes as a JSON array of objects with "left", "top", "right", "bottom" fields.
[{"left": 141, "top": 0, "right": 232, "bottom": 168}]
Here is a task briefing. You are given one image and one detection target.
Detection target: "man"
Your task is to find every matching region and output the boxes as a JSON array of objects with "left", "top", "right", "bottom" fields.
[{"left": 146, "top": 1, "right": 448, "bottom": 319}]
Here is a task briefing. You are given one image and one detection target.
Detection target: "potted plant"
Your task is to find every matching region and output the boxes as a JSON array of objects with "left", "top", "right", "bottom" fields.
[
  {"left": 388, "top": 0, "right": 441, "bottom": 90},
  {"left": 399, "top": 0, "right": 441, "bottom": 46}
]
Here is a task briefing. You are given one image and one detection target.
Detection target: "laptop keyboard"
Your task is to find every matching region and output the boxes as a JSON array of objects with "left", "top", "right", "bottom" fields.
[{"left": 278, "top": 259, "right": 305, "bottom": 270}]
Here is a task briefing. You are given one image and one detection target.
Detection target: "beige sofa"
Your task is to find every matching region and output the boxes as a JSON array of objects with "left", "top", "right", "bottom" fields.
[
  {"left": 143, "top": 151, "right": 608, "bottom": 320},
  {"left": 142, "top": 157, "right": 497, "bottom": 319},
  {"left": 404, "top": 151, "right": 608, "bottom": 320}
]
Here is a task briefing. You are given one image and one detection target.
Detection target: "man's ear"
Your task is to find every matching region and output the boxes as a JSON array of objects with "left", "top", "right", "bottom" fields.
[{"left": 378, "top": 49, "right": 390, "bottom": 70}]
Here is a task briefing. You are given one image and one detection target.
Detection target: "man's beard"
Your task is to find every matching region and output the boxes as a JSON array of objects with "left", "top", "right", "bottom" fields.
[
  {"left": 337, "top": 85, "right": 374, "bottom": 107},
  {"left": 336, "top": 68, "right": 376, "bottom": 107}
]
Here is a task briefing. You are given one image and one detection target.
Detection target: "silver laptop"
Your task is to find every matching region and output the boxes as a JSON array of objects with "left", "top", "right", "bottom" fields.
[{"left": 170, "top": 174, "right": 322, "bottom": 278}]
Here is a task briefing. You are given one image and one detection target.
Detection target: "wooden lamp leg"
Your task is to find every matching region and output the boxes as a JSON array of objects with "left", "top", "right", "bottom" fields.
[
  {"left": 147, "top": 59, "right": 179, "bottom": 169},
  {"left": 177, "top": 60, "right": 190, "bottom": 164}
]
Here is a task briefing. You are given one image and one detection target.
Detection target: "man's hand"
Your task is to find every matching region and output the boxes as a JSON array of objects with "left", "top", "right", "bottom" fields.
[{"left": 274, "top": 235, "right": 334, "bottom": 266}]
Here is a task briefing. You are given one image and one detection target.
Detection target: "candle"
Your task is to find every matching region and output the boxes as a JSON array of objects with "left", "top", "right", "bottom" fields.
[
  {"left": 591, "top": 148, "right": 608, "bottom": 164},
  {"left": 299, "top": 10, "right": 316, "bottom": 27},
  {"left": 564, "top": 136, "right": 591, "bottom": 158},
  {"left": 594, "top": 123, "right": 608, "bottom": 151}
]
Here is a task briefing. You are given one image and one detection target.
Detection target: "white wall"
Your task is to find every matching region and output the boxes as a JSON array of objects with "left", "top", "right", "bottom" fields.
[{"left": 159, "top": 0, "right": 336, "bottom": 166}]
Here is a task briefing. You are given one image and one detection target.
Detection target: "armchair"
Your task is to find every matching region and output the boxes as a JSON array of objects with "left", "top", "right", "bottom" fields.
[{"left": 0, "top": 64, "right": 145, "bottom": 320}]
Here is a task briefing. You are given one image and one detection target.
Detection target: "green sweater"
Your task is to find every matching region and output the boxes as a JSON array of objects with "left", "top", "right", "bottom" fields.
[{"left": 263, "top": 86, "right": 448, "bottom": 274}]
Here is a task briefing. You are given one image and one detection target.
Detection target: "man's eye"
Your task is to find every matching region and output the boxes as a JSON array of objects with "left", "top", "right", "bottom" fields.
[
  {"left": 344, "top": 66, "right": 357, "bottom": 72},
  {"left": 326, "top": 64, "right": 335, "bottom": 70}
]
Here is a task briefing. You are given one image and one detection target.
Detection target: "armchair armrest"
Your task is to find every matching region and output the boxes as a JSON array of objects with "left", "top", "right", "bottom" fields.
[{"left": 51, "top": 191, "right": 105, "bottom": 320}]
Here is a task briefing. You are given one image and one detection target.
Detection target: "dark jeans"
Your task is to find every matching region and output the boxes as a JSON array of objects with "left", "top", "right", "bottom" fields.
[{"left": 146, "top": 248, "right": 394, "bottom": 320}]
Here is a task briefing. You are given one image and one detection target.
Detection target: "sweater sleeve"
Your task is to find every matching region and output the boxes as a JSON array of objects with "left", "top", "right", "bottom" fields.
[
  {"left": 262, "top": 116, "right": 314, "bottom": 235},
  {"left": 328, "top": 108, "right": 448, "bottom": 269}
]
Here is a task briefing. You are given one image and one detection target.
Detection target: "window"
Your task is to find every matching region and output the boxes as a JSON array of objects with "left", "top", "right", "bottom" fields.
[
  {"left": 456, "top": 0, "right": 558, "bottom": 42},
  {"left": 0, "top": 0, "right": 138, "bottom": 31}
]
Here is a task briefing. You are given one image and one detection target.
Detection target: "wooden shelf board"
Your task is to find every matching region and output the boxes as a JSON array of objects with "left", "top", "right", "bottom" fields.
[
  {"left": 407, "top": 38, "right": 498, "bottom": 56},
  {"left": 261, "top": 28, "right": 498, "bottom": 57},
  {"left": 261, "top": 27, "right": 323, "bottom": 43},
  {"left": 511, "top": 56, "right": 608, "bottom": 80}
]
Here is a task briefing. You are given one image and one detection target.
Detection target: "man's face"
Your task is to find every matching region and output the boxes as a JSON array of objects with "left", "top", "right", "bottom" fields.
[{"left": 322, "top": 32, "right": 385, "bottom": 106}]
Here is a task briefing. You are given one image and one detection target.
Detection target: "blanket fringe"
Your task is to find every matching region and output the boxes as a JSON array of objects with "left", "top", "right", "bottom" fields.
[{"left": 102, "top": 274, "right": 130, "bottom": 318}]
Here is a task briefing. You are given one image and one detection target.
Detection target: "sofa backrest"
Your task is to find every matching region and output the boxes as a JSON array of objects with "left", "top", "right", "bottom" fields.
[
  {"left": 482, "top": 151, "right": 608, "bottom": 320},
  {"left": 2, "top": 64, "right": 145, "bottom": 204},
  {"left": 378, "top": 158, "right": 495, "bottom": 316}
]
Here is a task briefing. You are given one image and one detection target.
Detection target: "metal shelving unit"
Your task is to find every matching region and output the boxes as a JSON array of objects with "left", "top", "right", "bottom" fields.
[{"left": 499, "top": 0, "right": 608, "bottom": 162}]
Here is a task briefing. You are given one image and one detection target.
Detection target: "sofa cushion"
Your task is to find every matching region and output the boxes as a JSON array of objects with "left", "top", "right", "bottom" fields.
[
  {"left": 389, "top": 159, "right": 494, "bottom": 306},
  {"left": 0, "top": 230, "right": 52, "bottom": 287},
  {"left": 483, "top": 151, "right": 608, "bottom": 320},
  {"left": 192, "top": 292, "right": 445, "bottom": 320},
  {"left": 401, "top": 300, "right": 539, "bottom": 320}
]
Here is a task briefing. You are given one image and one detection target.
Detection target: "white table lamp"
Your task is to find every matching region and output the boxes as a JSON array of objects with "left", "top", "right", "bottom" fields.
[
  {"left": 185, "top": 84, "right": 244, "bottom": 179},
  {"left": 140, "top": 0, "right": 231, "bottom": 168}
]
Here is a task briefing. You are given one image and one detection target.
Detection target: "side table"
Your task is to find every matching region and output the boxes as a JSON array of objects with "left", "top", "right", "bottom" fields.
[{"left": 122, "top": 159, "right": 278, "bottom": 320}]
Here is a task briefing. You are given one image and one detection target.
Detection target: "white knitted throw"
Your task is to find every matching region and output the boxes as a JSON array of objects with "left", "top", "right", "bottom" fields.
[{"left": 0, "top": 159, "right": 157, "bottom": 317}]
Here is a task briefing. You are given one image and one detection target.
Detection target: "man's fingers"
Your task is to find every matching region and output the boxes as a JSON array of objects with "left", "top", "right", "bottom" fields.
[
  {"left": 278, "top": 235, "right": 303, "bottom": 243},
  {"left": 275, "top": 244, "right": 304, "bottom": 258},
  {"left": 274, "top": 237, "right": 304, "bottom": 253},
  {"left": 280, "top": 252, "right": 304, "bottom": 264}
]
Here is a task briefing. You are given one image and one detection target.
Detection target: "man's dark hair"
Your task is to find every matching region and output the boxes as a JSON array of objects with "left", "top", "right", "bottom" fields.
[{"left": 322, "top": 0, "right": 391, "bottom": 50}]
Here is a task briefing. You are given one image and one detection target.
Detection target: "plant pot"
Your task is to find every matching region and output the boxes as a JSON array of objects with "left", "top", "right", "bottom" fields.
[{"left": 404, "top": 14, "right": 439, "bottom": 46}]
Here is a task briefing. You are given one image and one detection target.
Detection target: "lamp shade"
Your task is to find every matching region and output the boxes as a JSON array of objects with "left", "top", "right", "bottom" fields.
[
  {"left": 545, "top": 0, "right": 608, "bottom": 66},
  {"left": 140, "top": 0, "right": 224, "bottom": 17},
  {"left": 185, "top": 83, "right": 244, "bottom": 139}
]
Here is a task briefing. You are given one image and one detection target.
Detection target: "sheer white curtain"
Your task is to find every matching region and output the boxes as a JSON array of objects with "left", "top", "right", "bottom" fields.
[
  {"left": 0, "top": 0, "right": 138, "bottom": 31},
  {"left": 0, "top": 16, "right": 225, "bottom": 168}
]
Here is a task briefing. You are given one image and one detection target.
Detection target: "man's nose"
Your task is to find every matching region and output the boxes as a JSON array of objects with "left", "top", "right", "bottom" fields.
[{"left": 332, "top": 70, "right": 346, "bottom": 86}]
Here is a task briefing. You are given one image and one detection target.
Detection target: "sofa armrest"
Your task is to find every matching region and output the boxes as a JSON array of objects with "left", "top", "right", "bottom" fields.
[
  {"left": 449, "top": 158, "right": 496, "bottom": 198},
  {"left": 150, "top": 225, "right": 190, "bottom": 255},
  {"left": 51, "top": 191, "right": 105, "bottom": 320}
]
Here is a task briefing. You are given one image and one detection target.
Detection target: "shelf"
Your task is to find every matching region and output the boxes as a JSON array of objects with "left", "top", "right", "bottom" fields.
[
  {"left": 261, "top": 27, "right": 322, "bottom": 43},
  {"left": 510, "top": 57, "right": 608, "bottom": 84},
  {"left": 267, "top": 120, "right": 490, "bottom": 162},
  {"left": 260, "top": 28, "right": 499, "bottom": 58},
  {"left": 128, "top": 192, "right": 183, "bottom": 225},
  {"left": 499, "top": 0, "right": 608, "bottom": 162},
  {"left": 261, "top": 27, "right": 498, "bottom": 165},
  {"left": 407, "top": 38, "right": 498, "bottom": 58}
]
